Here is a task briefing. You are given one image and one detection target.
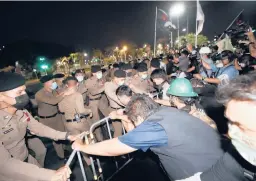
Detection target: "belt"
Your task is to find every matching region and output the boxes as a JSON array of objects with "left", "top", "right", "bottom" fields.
[
  {"left": 66, "top": 115, "right": 88, "bottom": 123},
  {"left": 39, "top": 113, "right": 58, "bottom": 119},
  {"left": 89, "top": 97, "right": 101, "bottom": 101},
  {"left": 58, "top": 111, "right": 64, "bottom": 115},
  {"left": 111, "top": 107, "right": 120, "bottom": 110}
]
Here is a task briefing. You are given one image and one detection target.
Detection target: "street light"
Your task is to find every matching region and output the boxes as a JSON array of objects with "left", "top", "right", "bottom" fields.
[
  {"left": 170, "top": 3, "right": 185, "bottom": 48},
  {"left": 41, "top": 64, "right": 48, "bottom": 75},
  {"left": 122, "top": 46, "right": 127, "bottom": 62},
  {"left": 84, "top": 53, "right": 88, "bottom": 57}
]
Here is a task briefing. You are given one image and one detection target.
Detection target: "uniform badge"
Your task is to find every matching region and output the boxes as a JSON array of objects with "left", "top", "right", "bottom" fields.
[{"left": 24, "top": 112, "right": 30, "bottom": 122}]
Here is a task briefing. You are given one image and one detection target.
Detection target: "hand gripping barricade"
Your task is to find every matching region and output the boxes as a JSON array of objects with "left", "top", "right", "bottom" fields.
[{"left": 66, "top": 117, "right": 133, "bottom": 181}]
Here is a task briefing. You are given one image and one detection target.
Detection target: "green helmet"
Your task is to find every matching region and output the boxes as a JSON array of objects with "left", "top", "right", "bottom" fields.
[{"left": 167, "top": 78, "right": 198, "bottom": 97}]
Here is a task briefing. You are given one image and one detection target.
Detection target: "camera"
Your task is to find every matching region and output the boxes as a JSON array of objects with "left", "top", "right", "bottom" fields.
[{"left": 225, "top": 20, "right": 252, "bottom": 47}]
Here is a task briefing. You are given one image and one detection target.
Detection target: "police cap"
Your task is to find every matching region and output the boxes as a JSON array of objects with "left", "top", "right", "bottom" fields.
[{"left": 0, "top": 72, "right": 26, "bottom": 92}]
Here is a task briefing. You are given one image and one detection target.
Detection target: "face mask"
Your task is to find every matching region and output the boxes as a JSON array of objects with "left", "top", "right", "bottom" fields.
[
  {"left": 13, "top": 94, "right": 30, "bottom": 110},
  {"left": 228, "top": 124, "right": 256, "bottom": 165},
  {"left": 51, "top": 82, "right": 58, "bottom": 90},
  {"left": 96, "top": 72, "right": 103, "bottom": 79},
  {"left": 141, "top": 74, "right": 148, "bottom": 80},
  {"left": 76, "top": 76, "right": 84, "bottom": 82},
  {"left": 118, "top": 81, "right": 125, "bottom": 86}
]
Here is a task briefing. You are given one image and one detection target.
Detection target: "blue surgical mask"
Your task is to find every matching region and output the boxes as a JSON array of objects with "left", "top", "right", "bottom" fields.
[{"left": 51, "top": 82, "right": 58, "bottom": 90}]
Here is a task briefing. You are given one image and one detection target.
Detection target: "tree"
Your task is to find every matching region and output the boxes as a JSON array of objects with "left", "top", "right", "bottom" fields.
[
  {"left": 92, "top": 49, "right": 103, "bottom": 59},
  {"left": 177, "top": 33, "right": 208, "bottom": 47}
]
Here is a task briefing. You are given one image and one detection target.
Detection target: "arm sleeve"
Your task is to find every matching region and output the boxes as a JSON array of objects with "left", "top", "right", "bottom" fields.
[
  {"left": 0, "top": 141, "right": 55, "bottom": 181},
  {"left": 35, "top": 91, "right": 64, "bottom": 105},
  {"left": 86, "top": 82, "right": 105, "bottom": 96},
  {"left": 26, "top": 111, "right": 67, "bottom": 140},
  {"left": 104, "top": 83, "right": 124, "bottom": 106},
  {"left": 76, "top": 94, "right": 92, "bottom": 115},
  {"left": 118, "top": 121, "right": 168, "bottom": 152}
]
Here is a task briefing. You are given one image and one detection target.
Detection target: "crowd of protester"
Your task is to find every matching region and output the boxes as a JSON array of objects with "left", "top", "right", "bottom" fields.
[{"left": 0, "top": 27, "right": 256, "bottom": 181}]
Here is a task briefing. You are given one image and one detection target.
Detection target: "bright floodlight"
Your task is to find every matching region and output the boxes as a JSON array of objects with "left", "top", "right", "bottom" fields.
[
  {"left": 123, "top": 46, "right": 127, "bottom": 51},
  {"left": 182, "top": 28, "right": 186, "bottom": 32},
  {"left": 144, "top": 44, "right": 147, "bottom": 48},
  {"left": 41, "top": 65, "right": 48, "bottom": 69},
  {"left": 84, "top": 53, "right": 88, "bottom": 57},
  {"left": 170, "top": 3, "right": 185, "bottom": 17}
]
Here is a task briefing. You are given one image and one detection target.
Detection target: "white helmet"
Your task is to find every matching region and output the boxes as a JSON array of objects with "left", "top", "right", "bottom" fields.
[{"left": 199, "top": 47, "right": 212, "bottom": 54}]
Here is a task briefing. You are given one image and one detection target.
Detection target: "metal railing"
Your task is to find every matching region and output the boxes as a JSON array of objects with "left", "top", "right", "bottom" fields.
[{"left": 66, "top": 117, "right": 133, "bottom": 181}]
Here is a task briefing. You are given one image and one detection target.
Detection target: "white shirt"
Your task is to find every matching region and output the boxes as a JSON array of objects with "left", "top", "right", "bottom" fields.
[{"left": 162, "top": 82, "right": 170, "bottom": 101}]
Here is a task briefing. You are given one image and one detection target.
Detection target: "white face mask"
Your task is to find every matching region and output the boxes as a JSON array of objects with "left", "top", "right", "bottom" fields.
[
  {"left": 118, "top": 81, "right": 125, "bottom": 86},
  {"left": 76, "top": 76, "right": 84, "bottom": 82},
  {"left": 228, "top": 124, "right": 256, "bottom": 165},
  {"left": 96, "top": 72, "right": 103, "bottom": 79},
  {"left": 141, "top": 74, "right": 148, "bottom": 80},
  {"left": 51, "top": 82, "right": 58, "bottom": 90}
]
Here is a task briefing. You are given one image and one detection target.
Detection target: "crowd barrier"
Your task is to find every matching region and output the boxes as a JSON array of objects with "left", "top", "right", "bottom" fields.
[{"left": 66, "top": 117, "right": 133, "bottom": 181}]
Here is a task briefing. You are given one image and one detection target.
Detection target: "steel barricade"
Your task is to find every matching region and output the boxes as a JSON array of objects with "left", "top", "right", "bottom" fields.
[{"left": 66, "top": 117, "right": 133, "bottom": 181}]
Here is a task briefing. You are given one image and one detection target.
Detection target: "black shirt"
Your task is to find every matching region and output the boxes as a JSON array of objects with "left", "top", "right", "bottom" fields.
[{"left": 201, "top": 144, "right": 256, "bottom": 181}]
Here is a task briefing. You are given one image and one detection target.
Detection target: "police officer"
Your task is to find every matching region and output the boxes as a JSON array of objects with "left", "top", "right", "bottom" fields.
[
  {"left": 84, "top": 65, "right": 105, "bottom": 141},
  {"left": 74, "top": 69, "right": 88, "bottom": 103},
  {"left": 129, "top": 63, "right": 155, "bottom": 94},
  {"left": 58, "top": 76, "right": 92, "bottom": 165},
  {"left": 0, "top": 72, "right": 75, "bottom": 181},
  {"left": 35, "top": 75, "right": 71, "bottom": 159},
  {"left": 53, "top": 73, "right": 66, "bottom": 92},
  {"left": 105, "top": 69, "right": 126, "bottom": 137},
  {"left": 26, "top": 135, "right": 47, "bottom": 167}
]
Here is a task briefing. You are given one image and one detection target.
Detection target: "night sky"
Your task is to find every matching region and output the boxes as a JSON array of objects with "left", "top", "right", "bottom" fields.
[{"left": 1, "top": 1, "right": 256, "bottom": 50}]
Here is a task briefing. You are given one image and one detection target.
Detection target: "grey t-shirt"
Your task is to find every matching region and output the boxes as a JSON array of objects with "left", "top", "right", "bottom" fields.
[
  {"left": 178, "top": 57, "right": 190, "bottom": 72},
  {"left": 151, "top": 107, "right": 224, "bottom": 180},
  {"left": 119, "top": 107, "right": 224, "bottom": 180}
]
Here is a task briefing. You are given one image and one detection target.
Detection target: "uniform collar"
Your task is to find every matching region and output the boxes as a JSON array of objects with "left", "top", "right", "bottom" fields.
[{"left": 0, "top": 109, "right": 24, "bottom": 127}]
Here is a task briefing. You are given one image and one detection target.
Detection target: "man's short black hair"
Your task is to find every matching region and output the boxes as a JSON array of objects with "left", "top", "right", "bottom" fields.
[
  {"left": 150, "top": 69, "right": 167, "bottom": 81},
  {"left": 137, "top": 63, "right": 148, "bottom": 72},
  {"left": 150, "top": 58, "right": 160, "bottom": 68},
  {"left": 116, "top": 85, "right": 132, "bottom": 97},
  {"left": 216, "top": 73, "right": 256, "bottom": 105},
  {"left": 113, "top": 63, "right": 119, "bottom": 68},
  {"left": 220, "top": 50, "right": 235, "bottom": 62},
  {"left": 124, "top": 94, "right": 160, "bottom": 124},
  {"left": 63, "top": 76, "right": 78, "bottom": 84},
  {"left": 181, "top": 50, "right": 189, "bottom": 56}
]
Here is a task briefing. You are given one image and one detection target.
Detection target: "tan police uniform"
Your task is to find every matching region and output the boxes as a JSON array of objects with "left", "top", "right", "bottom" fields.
[
  {"left": 77, "top": 81, "right": 88, "bottom": 103},
  {"left": 0, "top": 109, "right": 67, "bottom": 181},
  {"left": 35, "top": 88, "right": 65, "bottom": 158},
  {"left": 58, "top": 91, "right": 92, "bottom": 165},
  {"left": 84, "top": 76, "right": 105, "bottom": 141},
  {"left": 27, "top": 135, "right": 47, "bottom": 167},
  {"left": 104, "top": 81, "right": 123, "bottom": 137},
  {"left": 58, "top": 92, "right": 91, "bottom": 134},
  {"left": 129, "top": 75, "right": 155, "bottom": 94}
]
